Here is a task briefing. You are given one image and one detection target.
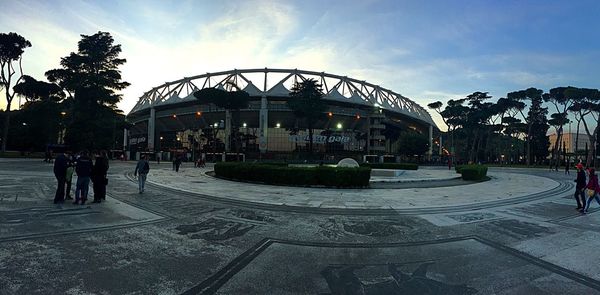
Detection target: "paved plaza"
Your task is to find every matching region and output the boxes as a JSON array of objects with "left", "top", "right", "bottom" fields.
[{"left": 1, "top": 159, "right": 600, "bottom": 294}]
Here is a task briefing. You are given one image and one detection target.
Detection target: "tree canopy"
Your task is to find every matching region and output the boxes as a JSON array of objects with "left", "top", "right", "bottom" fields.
[
  {"left": 0, "top": 32, "right": 31, "bottom": 152},
  {"left": 45, "top": 31, "right": 129, "bottom": 151},
  {"left": 287, "top": 79, "right": 328, "bottom": 155}
]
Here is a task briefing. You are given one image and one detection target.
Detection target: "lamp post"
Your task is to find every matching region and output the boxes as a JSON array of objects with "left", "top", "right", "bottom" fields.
[{"left": 211, "top": 123, "right": 217, "bottom": 162}]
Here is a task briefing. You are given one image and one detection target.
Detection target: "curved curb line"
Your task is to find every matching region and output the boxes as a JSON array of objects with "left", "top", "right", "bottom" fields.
[{"left": 125, "top": 173, "right": 572, "bottom": 216}]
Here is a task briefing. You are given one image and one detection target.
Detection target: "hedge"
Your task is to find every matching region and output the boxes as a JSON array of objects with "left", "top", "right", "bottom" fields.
[
  {"left": 360, "top": 163, "right": 418, "bottom": 170},
  {"left": 456, "top": 165, "right": 488, "bottom": 181},
  {"left": 214, "top": 162, "right": 371, "bottom": 188}
]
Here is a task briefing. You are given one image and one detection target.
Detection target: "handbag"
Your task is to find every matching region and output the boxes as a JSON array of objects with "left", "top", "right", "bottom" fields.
[{"left": 587, "top": 188, "right": 595, "bottom": 197}]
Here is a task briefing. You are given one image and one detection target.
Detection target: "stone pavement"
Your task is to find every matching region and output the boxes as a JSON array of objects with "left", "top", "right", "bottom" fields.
[
  {"left": 1, "top": 159, "right": 600, "bottom": 294},
  {"left": 144, "top": 164, "right": 564, "bottom": 211}
]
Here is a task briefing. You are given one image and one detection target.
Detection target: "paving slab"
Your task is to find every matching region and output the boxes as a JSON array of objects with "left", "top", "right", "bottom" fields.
[{"left": 145, "top": 164, "right": 563, "bottom": 211}]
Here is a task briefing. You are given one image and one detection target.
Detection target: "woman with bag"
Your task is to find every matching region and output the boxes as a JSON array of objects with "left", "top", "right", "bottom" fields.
[{"left": 581, "top": 168, "right": 600, "bottom": 214}]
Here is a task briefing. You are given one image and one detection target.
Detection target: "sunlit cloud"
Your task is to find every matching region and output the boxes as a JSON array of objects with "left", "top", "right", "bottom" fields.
[{"left": 1, "top": 0, "right": 599, "bottom": 133}]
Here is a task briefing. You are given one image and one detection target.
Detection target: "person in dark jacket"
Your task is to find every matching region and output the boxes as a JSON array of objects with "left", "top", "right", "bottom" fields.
[
  {"left": 53, "top": 152, "right": 69, "bottom": 204},
  {"left": 74, "top": 150, "right": 93, "bottom": 205},
  {"left": 91, "top": 151, "right": 109, "bottom": 203},
  {"left": 134, "top": 155, "right": 150, "bottom": 193},
  {"left": 65, "top": 151, "right": 75, "bottom": 200},
  {"left": 574, "top": 163, "right": 587, "bottom": 210},
  {"left": 175, "top": 154, "right": 182, "bottom": 172}
]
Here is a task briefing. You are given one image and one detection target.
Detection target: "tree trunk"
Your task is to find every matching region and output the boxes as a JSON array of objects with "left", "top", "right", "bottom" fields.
[
  {"left": 587, "top": 128, "right": 597, "bottom": 168},
  {"left": 575, "top": 119, "right": 581, "bottom": 160},
  {"left": 526, "top": 123, "right": 533, "bottom": 166},
  {"left": 551, "top": 126, "right": 563, "bottom": 169},
  {"left": 579, "top": 114, "right": 594, "bottom": 167},
  {"left": 469, "top": 130, "right": 479, "bottom": 163},
  {"left": 1, "top": 109, "right": 9, "bottom": 152}
]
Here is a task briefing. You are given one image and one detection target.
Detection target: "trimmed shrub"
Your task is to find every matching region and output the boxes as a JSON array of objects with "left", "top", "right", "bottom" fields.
[
  {"left": 457, "top": 165, "right": 488, "bottom": 181},
  {"left": 214, "top": 162, "right": 371, "bottom": 188},
  {"left": 455, "top": 165, "right": 464, "bottom": 174},
  {"left": 360, "top": 163, "right": 418, "bottom": 170}
]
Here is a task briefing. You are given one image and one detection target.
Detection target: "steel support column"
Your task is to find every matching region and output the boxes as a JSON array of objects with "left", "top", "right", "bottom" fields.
[{"left": 148, "top": 108, "right": 155, "bottom": 151}]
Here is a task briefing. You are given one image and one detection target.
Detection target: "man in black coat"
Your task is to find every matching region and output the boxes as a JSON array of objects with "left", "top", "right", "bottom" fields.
[
  {"left": 53, "top": 152, "right": 69, "bottom": 204},
  {"left": 92, "top": 151, "right": 109, "bottom": 203},
  {"left": 575, "top": 163, "right": 587, "bottom": 210}
]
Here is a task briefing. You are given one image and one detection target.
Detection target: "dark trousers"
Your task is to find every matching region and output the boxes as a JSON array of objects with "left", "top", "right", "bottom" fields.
[
  {"left": 93, "top": 178, "right": 107, "bottom": 201},
  {"left": 575, "top": 188, "right": 586, "bottom": 208},
  {"left": 175, "top": 163, "right": 180, "bottom": 172},
  {"left": 66, "top": 180, "right": 72, "bottom": 198},
  {"left": 54, "top": 176, "right": 66, "bottom": 203}
]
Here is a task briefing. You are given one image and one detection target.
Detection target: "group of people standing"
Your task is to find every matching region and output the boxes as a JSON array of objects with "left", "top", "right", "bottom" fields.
[
  {"left": 53, "top": 150, "right": 109, "bottom": 205},
  {"left": 574, "top": 163, "right": 600, "bottom": 214}
]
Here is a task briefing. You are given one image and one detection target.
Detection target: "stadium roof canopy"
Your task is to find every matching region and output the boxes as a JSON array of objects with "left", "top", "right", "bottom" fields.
[{"left": 128, "top": 68, "right": 436, "bottom": 127}]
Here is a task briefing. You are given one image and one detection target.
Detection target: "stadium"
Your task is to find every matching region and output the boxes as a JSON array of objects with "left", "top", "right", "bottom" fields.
[{"left": 125, "top": 68, "right": 438, "bottom": 161}]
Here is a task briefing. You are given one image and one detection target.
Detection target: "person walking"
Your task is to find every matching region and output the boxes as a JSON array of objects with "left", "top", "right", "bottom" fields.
[
  {"left": 565, "top": 160, "right": 570, "bottom": 175},
  {"left": 65, "top": 151, "right": 75, "bottom": 200},
  {"left": 175, "top": 154, "right": 182, "bottom": 172},
  {"left": 53, "top": 151, "right": 69, "bottom": 204},
  {"left": 92, "top": 151, "right": 109, "bottom": 203},
  {"left": 581, "top": 168, "right": 600, "bottom": 214},
  {"left": 134, "top": 155, "right": 150, "bottom": 193},
  {"left": 574, "top": 163, "right": 587, "bottom": 210},
  {"left": 73, "top": 150, "right": 93, "bottom": 205}
]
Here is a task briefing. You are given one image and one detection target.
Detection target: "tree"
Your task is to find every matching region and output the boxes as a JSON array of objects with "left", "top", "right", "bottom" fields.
[
  {"left": 287, "top": 79, "right": 328, "bottom": 155},
  {"left": 544, "top": 87, "right": 576, "bottom": 169},
  {"left": 506, "top": 88, "right": 544, "bottom": 166},
  {"left": 13, "top": 75, "right": 64, "bottom": 103},
  {"left": 397, "top": 132, "right": 429, "bottom": 158},
  {"left": 10, "top": 75, "right": 66, "bottom": 150},
  {"left": 45, "top": 31, "right": 129, "bottom": 151},
  {"left": 194, "top": 85, "right": 249, "bottom": 157},
  {"left": 428, "top": 101, "right": 455, "bottom": 161},
  {"left": 527, "top": 97, "right": 549, "bottom": 164},
  {"left": 0, "top": 32, "right": 31, "bottom": 152},
  {"left": 462, "top": 91, "right": 495, "bottom": 162},
  {"left": 568, "top": 87, "right": 600, "bottom": 166}
]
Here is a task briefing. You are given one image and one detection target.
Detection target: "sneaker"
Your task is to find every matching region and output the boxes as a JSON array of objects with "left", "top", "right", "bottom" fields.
[{"left": 66, "top": 196, "right": 73, "bottom": 200}]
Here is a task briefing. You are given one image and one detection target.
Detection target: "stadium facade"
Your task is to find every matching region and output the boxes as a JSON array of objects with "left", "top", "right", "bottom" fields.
[{"left": 125, "top": 68, "right": 438, "bottom": 161}]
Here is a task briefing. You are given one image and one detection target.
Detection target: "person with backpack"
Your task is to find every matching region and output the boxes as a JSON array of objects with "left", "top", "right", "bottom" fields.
[
  {"left": 581, "top": 168, "right": 600, "bottom": 214},
  {"left": 134, "top": 155, "right": 150, "bottom": 194}
]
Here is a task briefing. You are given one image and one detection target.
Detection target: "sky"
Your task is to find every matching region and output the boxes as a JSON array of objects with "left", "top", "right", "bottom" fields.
[{"left": 1, "top": 0, "right": 600, "bottom": 130}]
